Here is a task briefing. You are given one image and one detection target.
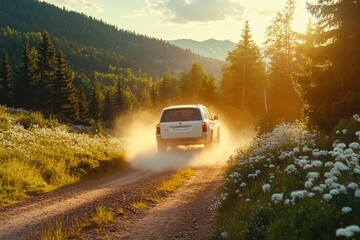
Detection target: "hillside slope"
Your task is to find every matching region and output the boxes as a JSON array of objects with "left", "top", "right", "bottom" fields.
[{"left": 0, "top": 0, "right": 222, "bottom": 77}]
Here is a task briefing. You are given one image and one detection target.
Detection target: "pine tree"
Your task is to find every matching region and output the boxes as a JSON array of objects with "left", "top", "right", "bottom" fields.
[
  {"left": 150, "top": 82, "right": 158, "bottom": 108},
  {"left": 15, "top": 40, "right": 39, "bottom": 109},
  {"left": 54, "top": 49, "right": 79, "bottom": 119},
  {"left": 180, "top": 63, "right": 203, "bottom": 103},
  {"left": 114, "top": 80, "right": 123, "bottom": 115},
  {"left": 102, "top": 89, "right": 114, "bottom": 121},
  {"left": 38, "top": 31, "right": 57, "bottom": 114},
  {"left": 221, "top": 21, "right": 266, "bottom": 116},
  {"left": 89, "top": 73, "right": 102, "bottom": 120},
  {"left": 159, "top": 70, "right": 179, "bottom": 105},
  {"left": 78, "top": 85, "right": 88, "bottom": 120},
  {"left": 139, "top": 88, "right": 153, "bottom": 109},
  {"left": 302, "top": 0, "right": 360, "bottom": 129},
  {"left": 264, "top": 0, "right": 301, "bottom": 121},
  {"left": 0, "top": 50, "right": 13, "bottom": 107}
]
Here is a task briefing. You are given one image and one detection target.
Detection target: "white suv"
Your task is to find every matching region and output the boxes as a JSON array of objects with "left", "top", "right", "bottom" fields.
[{"left": 156, "top": 104, "right": 220, "bottom": 152}]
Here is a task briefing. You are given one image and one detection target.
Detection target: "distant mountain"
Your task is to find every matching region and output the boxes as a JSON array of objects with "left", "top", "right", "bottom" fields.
[
  {"left": 169, "top": 38, "right": 236, "bottom": 60},
  {"left": 0, "top": 0, "right": 223, "bottom": 77}
]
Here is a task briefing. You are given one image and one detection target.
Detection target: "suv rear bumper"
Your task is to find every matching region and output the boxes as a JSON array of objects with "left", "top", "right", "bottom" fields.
[{"left": 156, "top": 134, "right": 209, "bottom": 146}]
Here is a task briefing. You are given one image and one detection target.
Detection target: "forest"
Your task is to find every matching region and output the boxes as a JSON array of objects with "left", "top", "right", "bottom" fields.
[
  {"left": 0, "top": 0, "right": 222, "bottom": 77},
  {"left": 0, "top": 0, "right": 359, "bottom": 133}
]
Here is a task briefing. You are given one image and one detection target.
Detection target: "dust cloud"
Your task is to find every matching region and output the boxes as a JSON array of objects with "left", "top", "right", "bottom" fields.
[{"left": 114, "top": 110, "right": 255, "bottom": 172}]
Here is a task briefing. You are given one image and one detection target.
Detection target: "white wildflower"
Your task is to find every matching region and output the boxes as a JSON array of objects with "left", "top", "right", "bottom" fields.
[
  {"left": 342, "top": 129, "right": 348, "bottom": 134},
  {"left": 336, "top": 225, "right": 360, "bottom": 238},
  {"left": 311, "top": 160, "right": 323, "bottom": 168},
  {"left": 303, "top": 146, "right": 311, "bottom": 152},
  {"left": 325, "top": 162, "right": 335, "bottom": 168},
  {"left": 298, "top": 159, "right": 309, "bottom": 167},
  {"left": 308, "top": 192, "right": 316, "bottom": 198},
  {"left": 285, "top": 164, "right": 297, "bottom": 173},
  {"left": 262, "top": 184, "right": 271, "bottom": 193},
  {"left": 271, "top": 193, "right": 283, "bottom": 204},
  {"left": 329, "top": 189, "right": 340, "bottom": 196},
  {"left": 221, "top": 231, "right": 229, "bottom": 239},
  {"left": 349, "top": 142, "right": 360, "bottom": 150},
  {"left": 341, "top": 207, "right": 352, "bottom": 214},
  {"left": 339, "top": 185, "right": 347, "bottom": 194},
  {"left": 323, "top": 193, "right": 332, "bottom": 201},
  {"left": 356, "top": 131, "right": 360, "bottom": 140},
  {"left": 307, "top": 172, "right": 320, "bottom": 179},
  {"left": 303, "top": 164, "right": 312, "bottom": 170},
  {"left": 334, "top": 162, "right": 350, "bottom": 171},
  {"left": 305, "top": 180, "right": 314, "bottom": 189},
  {"left": 348, "top": 182, "right": 359, "bottom": 190},
  {"left": 312, "top": 186, "right": 324, "bottom": 193},
  {"left": 324, "top": 172, "right": 334, "bottom": 178},
  {"left": 355, "top": 189, "right": 360, "bottom": 198},
  {"left": 291, "top": 190, "right": 308, "bottom": 200}
]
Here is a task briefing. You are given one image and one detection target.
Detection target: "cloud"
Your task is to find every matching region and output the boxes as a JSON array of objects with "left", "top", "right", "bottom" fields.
[
  {"left": 143, "top": 0, "right": 245, "bottom": 23},
  {"left": 45, "top": 0, "right": 104, "bottom": 13}
]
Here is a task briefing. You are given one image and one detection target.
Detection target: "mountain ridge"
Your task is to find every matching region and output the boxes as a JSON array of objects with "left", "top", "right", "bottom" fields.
[{"left": 169, "top": 39, "right": 236, "bottom": 60}]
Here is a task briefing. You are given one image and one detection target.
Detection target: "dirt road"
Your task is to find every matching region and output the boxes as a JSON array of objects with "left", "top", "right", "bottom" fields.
[
  {"left": 0, "top": 166, "right": 222, "bottom": 239},
  {"left": 117, "top": 167, "right": 222, "bottom": 240}
]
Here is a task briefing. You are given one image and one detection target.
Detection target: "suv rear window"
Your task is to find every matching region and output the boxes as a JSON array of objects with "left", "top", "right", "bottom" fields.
[{"left": 160, "top": 108, "right": 202, "bottom": 122}]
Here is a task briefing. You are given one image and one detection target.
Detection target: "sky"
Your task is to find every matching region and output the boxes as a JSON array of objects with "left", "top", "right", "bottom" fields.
[{"left": 41, "top": 0, "right": 311, "bottom": 45}]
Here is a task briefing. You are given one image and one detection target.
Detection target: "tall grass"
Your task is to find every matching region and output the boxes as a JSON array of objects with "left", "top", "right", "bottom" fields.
[
  {"left": 0, "top": 106, "right": 127, "bottom": 206},
  {"left": 213, "top": 115, "right": 360, "bottom": 239}
]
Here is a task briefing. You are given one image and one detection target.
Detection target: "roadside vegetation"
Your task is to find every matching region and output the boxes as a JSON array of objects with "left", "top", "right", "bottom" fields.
[
  {"left": 38, "top": 167, "right": 195, "bottom": 240},
  {"left": 213, "top": 115, "right": 360, "bottom": 239},
  {"left": 0, "top": 106, "right": 127, "bottom": 206}
]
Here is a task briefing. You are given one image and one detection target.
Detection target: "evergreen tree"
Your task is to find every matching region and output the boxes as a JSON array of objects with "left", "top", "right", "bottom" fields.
[
  {"left": 180, "top": 63, "right": 203, "bottom": 103},
  {"left": 0, "top": 50, "right": 13, "bottom": 106},
  {"left": 78, "top": 84, "right": 88, "bottom": 120},
  {"left": 199, "top": 74, "right": 217, "bottom": 106},
  {"left": 38, "top": 31, "right": 57, "bottom": 114},
  {"left": 54, "top": 49, "right": 79, "bottom": 119},
  {"left": 89, "top": 73, "right": 102, "bottom": 120},
  {"left": 114, "top": 80, "right": 123, "bottom": 114},
  {"left": 221, "top": 21, "right": 266, "bottom": 117},
  {"left": 102, "top": 89, "right": 114, "bottom": 121},
  {"left": 264, "top": 0, "right": 301, "bottom": 122},
  {"left": 150, "top": 82, "right": 158, "bottom": 108},
  {"left": 159, "top": 70, "right": 179, "bottom": 105},
  {"left": 139, "top": 88, "right": 153, "bottom": 109},
  {"left": 15, "top": 40, "right": 39, "bottom": 109},
  {"left": 299, "top": 0, "right": 360, "bottom": 130},
  {"left": 122, "top": 87, "right": 138, "bottom": 111}
]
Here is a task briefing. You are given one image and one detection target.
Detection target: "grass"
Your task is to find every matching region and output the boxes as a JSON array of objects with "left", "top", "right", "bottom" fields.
[
  {"left": 38, "top": 207, "right": 114, "bottom": 240},
  {"left": 131, "top": 201, "right": 148, "bottom": 209},
  {"left": 89, "top": 206, "right": 114, "bottom": 228},
  {"left": 213, "top": 116, "right": 360, "bottom": 240},
  {"left": 155, "top": 168, "right": 195, "bottom": 195},
  {"left": 0, "top": 106, "right": 127, "bottom": 206}
]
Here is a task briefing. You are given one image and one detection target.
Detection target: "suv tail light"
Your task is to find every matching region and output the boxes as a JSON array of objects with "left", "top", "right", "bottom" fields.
[
  {"left": 202, "top": 122, "right": 207, "bottom": 133},
  {"left": 156, "top": 124, "right": 161, "bottom": 135}
]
